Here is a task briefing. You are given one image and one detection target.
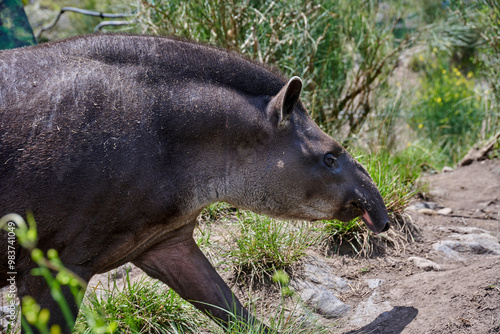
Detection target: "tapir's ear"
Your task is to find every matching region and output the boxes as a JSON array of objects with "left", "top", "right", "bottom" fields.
[{"left": 269, "top": 76, "right": 303, "bottom": 127}]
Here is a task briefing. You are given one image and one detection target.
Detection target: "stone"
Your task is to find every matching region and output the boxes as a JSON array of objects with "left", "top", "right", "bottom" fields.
[
  {"left": 408, "top": 256, "right": 442, "bottom": 271},
  {"left": 418, "top": 208, "right": 437, "bottom": 215},
  {"left": 433, "top": 232, "right": 500, "bottom": 259},
  {"left": 442, "top": 166, "right": 454, "bottom": 173},
  {"left": 437, "top": 207, "right": 453, "bottom": 215},
  {"left": 349, "top": 290, "right": 393, "bottom": 327},
  {"left": 366, "top": 278, "right": 385, "bottom": 289},
  {"left": 300, "top": 289, "right": 350, "bottom": 318},
  {"left": 407, "top": 201, "right": 443, "bottom": 211}
]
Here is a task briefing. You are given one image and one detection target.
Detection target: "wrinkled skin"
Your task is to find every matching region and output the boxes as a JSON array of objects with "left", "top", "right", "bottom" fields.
[{"left": 0, "top": 34, "right": 389, "bottom": 333}]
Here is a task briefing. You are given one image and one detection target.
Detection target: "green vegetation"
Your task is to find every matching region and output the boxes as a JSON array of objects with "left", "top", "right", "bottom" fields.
[
  {"left": 76, "top": 275, "right": 201, "bottom": 333},
  {"left": 227, "top": 212, "right": 316, "bottom": 285}
]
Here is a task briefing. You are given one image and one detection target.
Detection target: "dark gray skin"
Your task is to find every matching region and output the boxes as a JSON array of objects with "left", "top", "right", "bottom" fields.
[{"left": 0, "top": 34, "right": 389, "bottom": 333}]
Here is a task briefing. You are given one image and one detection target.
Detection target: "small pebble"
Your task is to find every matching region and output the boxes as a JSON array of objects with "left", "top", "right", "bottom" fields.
[{"left": 437, "top": 207, "right": 453, "bottom": 215}]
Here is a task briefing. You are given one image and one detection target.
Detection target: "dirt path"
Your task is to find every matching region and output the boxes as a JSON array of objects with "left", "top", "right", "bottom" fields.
[{"left": 336, "top": 159, "right": 500, "bottom": 333}]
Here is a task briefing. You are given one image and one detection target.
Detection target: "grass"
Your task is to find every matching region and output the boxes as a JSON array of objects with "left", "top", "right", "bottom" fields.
[
  {"left": 76, "top": 271, "right": 330, "bottom": 334},
  {"left": 75, "top": 274, "right": 202, "bottom": 333},
  {"left": 226, "top": 211, "right": 317, "bottom": 286}
]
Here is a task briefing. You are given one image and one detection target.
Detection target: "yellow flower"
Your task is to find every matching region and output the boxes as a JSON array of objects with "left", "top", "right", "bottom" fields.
[
  {"left": 432, "top": 47, "right": 438, "bottom": 53},
  {"left": 467, "top": 71, "right": 473, "bottom": 78},
  {"left": 435, "top": 97, "right": 442, "bottom": 103},
  {"left": 442, "top": 69, "right": 447, "bottom": 74},
  {"left": 418, "top": 123, "right": 424, "bottom": 129},
  {"left": 418, "top": 55, "right": 424, "bottom": 62},
  {"left": 407, "top": 142, "right": 412, "bottom": 147},
  {"left": 396, "top": 81, "right": 401, "bottom": 87}
]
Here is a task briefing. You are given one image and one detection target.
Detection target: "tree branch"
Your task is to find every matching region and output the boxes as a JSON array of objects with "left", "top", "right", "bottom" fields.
[{"left": 35, "top": 7, "right": 135, "bottom": 38}]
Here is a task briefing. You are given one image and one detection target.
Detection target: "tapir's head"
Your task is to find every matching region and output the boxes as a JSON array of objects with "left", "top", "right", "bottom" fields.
[{"left": 226, "top": 76, "right": 389, "bottom": 234}]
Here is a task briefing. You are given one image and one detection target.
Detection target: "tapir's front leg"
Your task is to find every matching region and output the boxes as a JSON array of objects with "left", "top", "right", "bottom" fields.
[{"left": 132, "top": 231, "right": 266, "bottom": 332}]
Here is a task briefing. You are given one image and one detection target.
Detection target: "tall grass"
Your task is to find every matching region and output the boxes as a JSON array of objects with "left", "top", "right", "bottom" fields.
[{"left": 137, "top": 0, "right": 415, "bottom": 137}]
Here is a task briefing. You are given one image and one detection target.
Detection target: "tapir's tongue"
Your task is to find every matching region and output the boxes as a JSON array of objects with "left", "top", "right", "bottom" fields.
[{"left": 362, "top": 210, "right": 377, "bottom": 233}]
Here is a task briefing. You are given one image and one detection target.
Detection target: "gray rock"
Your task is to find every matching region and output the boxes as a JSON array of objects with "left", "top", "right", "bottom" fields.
[
  {"left": 433, "top": 232, "right": 500, "bottom": 259},
  {"left": 291, "top": 255, "right": 352, "bottom": 293},
  {"left": 407, "top": 201, "right": 443, "bottom": 211},
  {"left": 366, "top": 278, "right": 385, "bottom": 289},
  {"left": 349, "top": 290, "right": 392, "bottom": 327},
  {"left": 300, "top": 289, "right": 350, "bottom": 318},
  {"left": 408, "top": 256, "right": 442, "bottom": 271}
]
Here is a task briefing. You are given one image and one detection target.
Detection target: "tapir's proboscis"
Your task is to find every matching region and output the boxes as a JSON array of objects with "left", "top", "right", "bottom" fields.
[{"left": 0, "top": 34, "right": 389, "bottom": 333}]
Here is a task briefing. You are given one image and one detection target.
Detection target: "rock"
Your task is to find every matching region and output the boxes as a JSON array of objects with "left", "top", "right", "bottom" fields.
[
  {"left": 433, "top": 241, "right": 465, "bottom": 261},
  {"left": 300, "top": 289, "right": 350, "bottom": 318},
  {"left": 433, "top": 232, "right": 500, "bottom": 260},
  {"left": 418, "top": 208, "right": 437, "bottom": 215},
  {"left": 290, "top": 255, "right": 352, "bottom": 293},
  {"left": 291, "top": 255, "right": 352, "bottom": 319},
  {"left": 408, "top": 256, "right": 442, "bottom": 271},
  {"left": 407, "top": 201, "right": 443, "bottom": 211},
  {"left": 366, "top": 278, "right": 385, "bottom": 289},
  {"left": 349, "top": 290, "right": 392, "bottom": 327},
  {"left": 437, "top": 207, "right": 453, "bottom": 215},
  {"left": 442, "top": 166, "right": 454, "bottom": 173}
]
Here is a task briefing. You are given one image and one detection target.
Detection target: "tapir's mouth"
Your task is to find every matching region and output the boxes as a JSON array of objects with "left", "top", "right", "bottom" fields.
[{"left": 361, "top": 210, "right": 390, "bottom": 234}]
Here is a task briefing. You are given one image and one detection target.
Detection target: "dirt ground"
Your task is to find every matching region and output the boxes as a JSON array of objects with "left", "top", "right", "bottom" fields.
[{"left": 332, "top": 158, "right": 500, "bottom": 334}]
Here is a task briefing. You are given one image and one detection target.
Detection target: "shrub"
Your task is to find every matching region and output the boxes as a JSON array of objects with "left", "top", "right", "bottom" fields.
[{"left": 409, "top": 54, "right": 489, "bottom": 165}]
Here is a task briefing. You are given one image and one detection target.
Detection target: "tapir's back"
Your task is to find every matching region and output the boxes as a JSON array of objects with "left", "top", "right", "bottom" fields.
[{"left": 0, "top": 34, "right": 287, "bottom": 232}]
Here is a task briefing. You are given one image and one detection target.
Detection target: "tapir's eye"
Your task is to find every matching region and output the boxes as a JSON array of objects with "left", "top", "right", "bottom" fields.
[{"left": 324, "top": 153, "right": 337, "bottom": 168}]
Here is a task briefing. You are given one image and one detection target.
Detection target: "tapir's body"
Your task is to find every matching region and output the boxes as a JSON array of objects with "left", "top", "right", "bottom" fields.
[{"left": 0, "top": 34, "right": 388, "bottom": 332}]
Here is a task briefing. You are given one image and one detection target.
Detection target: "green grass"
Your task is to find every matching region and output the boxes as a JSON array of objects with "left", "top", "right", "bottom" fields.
[
  {"left": 75, "top": 275, "right": 202, "bottom": 333},
  {"left": 226, "top": 211, "right": 317, "bottom": 285}
]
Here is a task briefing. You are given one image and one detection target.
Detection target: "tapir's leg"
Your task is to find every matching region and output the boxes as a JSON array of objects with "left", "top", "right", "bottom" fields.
[{"left": 133, "top": 235, "right": 266, "bottom": 331}]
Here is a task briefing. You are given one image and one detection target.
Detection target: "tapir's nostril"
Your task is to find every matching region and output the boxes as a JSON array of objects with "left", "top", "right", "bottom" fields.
[
  {"left": 381, "top": 222, "right": 390, "bottom": 232},
  {"left": 351, "top": 201, "right": 362, "bottom": 211}
]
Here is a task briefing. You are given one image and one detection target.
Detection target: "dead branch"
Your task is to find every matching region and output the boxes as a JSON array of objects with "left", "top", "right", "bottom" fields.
[
  {"left": 36, "top": 7, "right": 135, "bottom": 39},
  {"left": 458, "top": 131, "right": 500, "bottom": 166}
]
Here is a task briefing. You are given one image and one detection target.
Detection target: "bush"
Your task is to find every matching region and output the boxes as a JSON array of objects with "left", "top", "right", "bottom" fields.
[{"left": 409, "top": 53, "right": 489, "bottom": 165}]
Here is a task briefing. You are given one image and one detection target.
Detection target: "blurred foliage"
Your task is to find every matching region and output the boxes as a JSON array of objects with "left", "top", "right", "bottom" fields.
[
  {"left": 136, "top": 0, "right": 418, "bottom": 137},
  {"left": 25, "top": 0, "right": 134, "bottom": 42},
  {"left": 0, "top": 0, "right": 36, "bottom": 49},
  {"left": 409, "top": 52, "right": 490, "bottom": 165}
]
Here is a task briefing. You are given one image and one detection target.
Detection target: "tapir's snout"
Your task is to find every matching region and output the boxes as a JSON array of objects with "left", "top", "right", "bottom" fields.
[
  {"left": 356, "top": 192, "right": 390, "bottom": 234},
  {"left": 361, "top": 211, "right": 390, "bottom": 234}
]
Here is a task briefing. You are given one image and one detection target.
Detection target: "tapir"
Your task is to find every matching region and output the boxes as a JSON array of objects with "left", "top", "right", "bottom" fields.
[{"left": 0, "top": 34, "right": 389, "bottom": 332}]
